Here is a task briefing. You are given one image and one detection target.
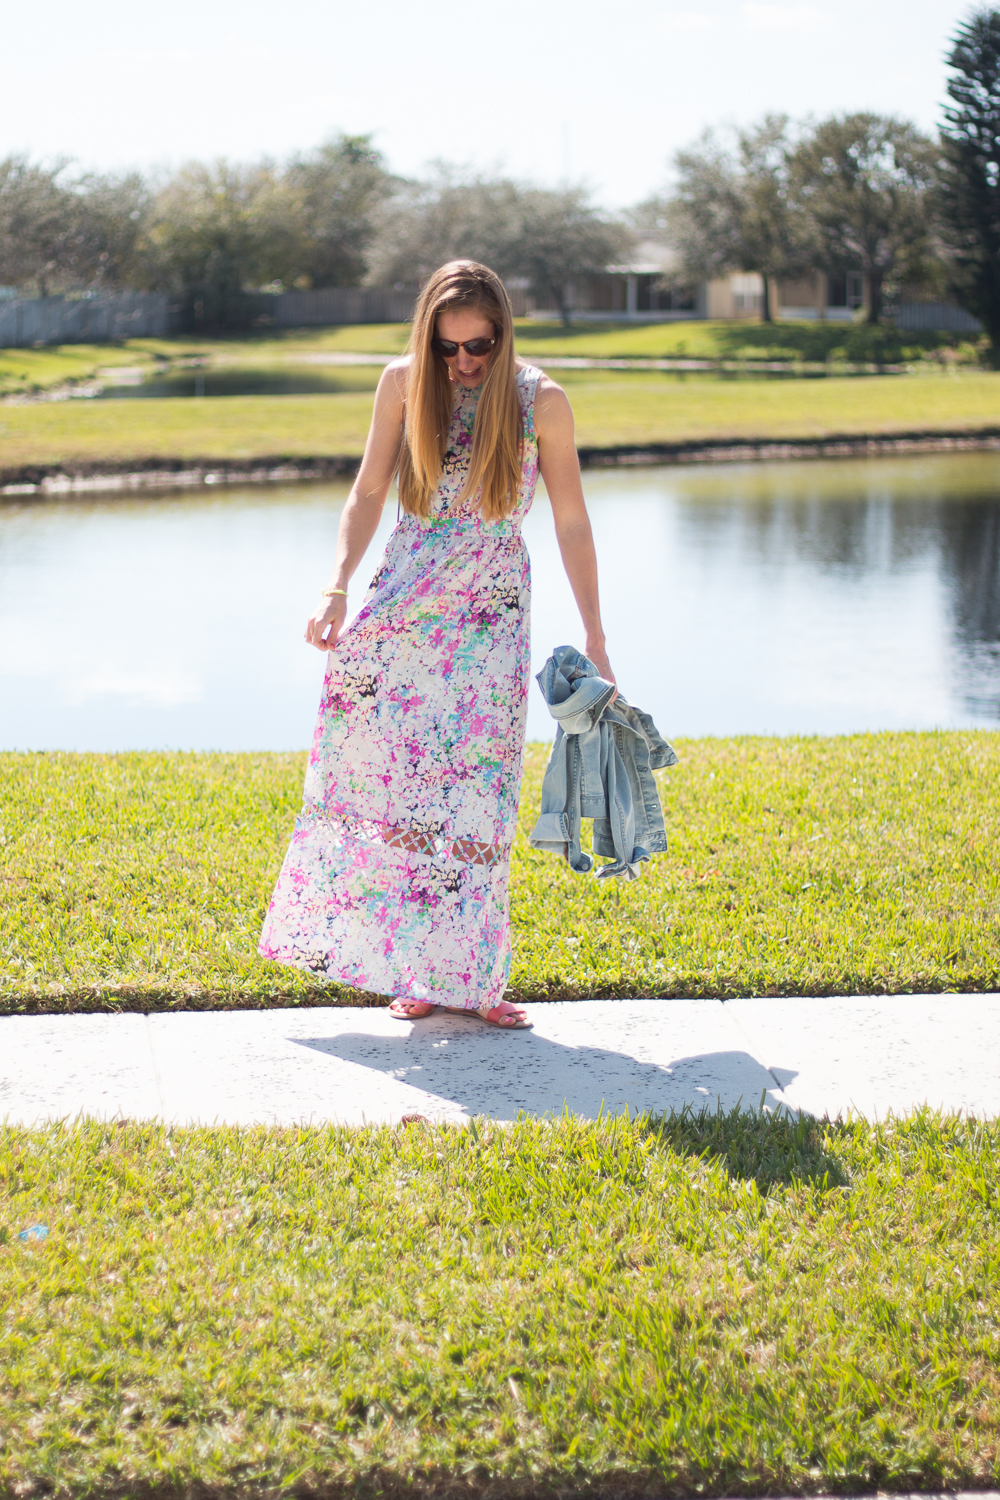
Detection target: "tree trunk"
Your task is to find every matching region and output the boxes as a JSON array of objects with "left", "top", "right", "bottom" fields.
[
  {"left": 867, "top": 269, "right": 883, "bottom": 325},
  {"left": 556, "top": 283, "right": 573, "bottom": 329},
  {"left": 760, "top": 271, "right": 773, "bottom": 323}
]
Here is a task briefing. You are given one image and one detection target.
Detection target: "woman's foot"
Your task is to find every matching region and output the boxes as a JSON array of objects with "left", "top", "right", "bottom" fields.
[
  {"left": 389, "top": 998, "right": 436, "bottom": 1021},
  {"left": 445, "top": 1001, "right": 532, "bottom": 1030},
  {"left": 479, "top": 1001, "right": 531, "bottom": 1029}
]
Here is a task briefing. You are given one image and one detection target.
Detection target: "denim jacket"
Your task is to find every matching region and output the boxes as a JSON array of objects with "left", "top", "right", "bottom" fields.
[{"left": 528, "top": 645, "right": 678, "bottom": 879}]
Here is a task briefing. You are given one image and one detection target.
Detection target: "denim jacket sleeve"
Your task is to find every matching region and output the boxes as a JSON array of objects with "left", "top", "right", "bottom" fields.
[{"left": 528, "top": 645, "right": 678, "bottom": 879}]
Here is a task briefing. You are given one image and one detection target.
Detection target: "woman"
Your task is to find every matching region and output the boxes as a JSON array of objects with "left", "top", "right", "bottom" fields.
[{"left": 259, "top": 260, "right": 614, "bottom": 1030}]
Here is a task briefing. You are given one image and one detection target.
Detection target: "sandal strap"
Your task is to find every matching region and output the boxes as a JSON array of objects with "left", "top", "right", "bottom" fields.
[{"left": 481, "top": 1003, "right": 525, "bottom": 1024}]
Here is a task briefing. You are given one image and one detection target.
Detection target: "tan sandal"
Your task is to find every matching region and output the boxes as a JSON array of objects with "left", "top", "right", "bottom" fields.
[{"left": 389, "top": 998, "right": 436, "bottom": 1021}]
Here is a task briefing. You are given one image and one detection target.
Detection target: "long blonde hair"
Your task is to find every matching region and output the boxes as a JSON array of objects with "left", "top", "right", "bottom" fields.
[{"left": 397, "top": 261, "right": 523, "bottom": 522}]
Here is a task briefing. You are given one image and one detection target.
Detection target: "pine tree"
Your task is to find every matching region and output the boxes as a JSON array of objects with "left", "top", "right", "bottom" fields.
[{"left": 938, "top": 8, "right": 1000, "bottom": 363}]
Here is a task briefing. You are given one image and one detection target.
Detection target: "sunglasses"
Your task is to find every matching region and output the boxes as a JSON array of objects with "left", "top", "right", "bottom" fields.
[{"left": 432, "top": 336, "right": 497, "bottom": 358}]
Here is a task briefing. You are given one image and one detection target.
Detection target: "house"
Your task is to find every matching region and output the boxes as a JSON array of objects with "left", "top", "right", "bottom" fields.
[{"left": 525, "top": 246, "right": 981, "bottom": 331}]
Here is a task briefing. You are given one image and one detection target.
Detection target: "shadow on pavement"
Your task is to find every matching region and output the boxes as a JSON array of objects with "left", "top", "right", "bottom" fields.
[{"left": 291, "top": 1017, "right": 797, "bottom": 1122}]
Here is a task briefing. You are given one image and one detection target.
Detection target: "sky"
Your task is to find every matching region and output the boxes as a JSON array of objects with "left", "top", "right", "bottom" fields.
[{"left": 0, "top": 0, "right": 980, "bottom": 208}]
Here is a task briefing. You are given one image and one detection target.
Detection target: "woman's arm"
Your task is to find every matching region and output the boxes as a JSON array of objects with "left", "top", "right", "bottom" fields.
[
  {"left": 534, "top": 375, "right": 616, "bottom": 685},
  {"left": 305, "top": 361, "right": 407, "bottom": 651}
]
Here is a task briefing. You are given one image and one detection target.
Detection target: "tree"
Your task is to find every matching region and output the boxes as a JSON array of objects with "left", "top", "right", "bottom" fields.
[
  {"left": 283, "top": 134, "right": 393, "bottom": 288},
  {"left": 0, "top": 155, "right": 73, "bottom": 295},
  {"left": 512, "top": 188, "right": 630, "bottom": 327},
  {"left": 365, "top": 168, "right": 524, "bottom": 289},
  {"left": 146, "top": 160, "right": 292, "bottom": 329},
  {"left": 936, "top": 7, "right": 1000, "bottom": 363},
  {"left": 367, "top": 172, "right": 627, "bottom": 326},
  {"left": 660, "top": 117, "right": 808, "bottom": 322},
  {"left": 790, "top": 113, "right": 937, "bottom": 324},
  {"left": 62, "top": 172, "right": 151, "bottom": 290}
]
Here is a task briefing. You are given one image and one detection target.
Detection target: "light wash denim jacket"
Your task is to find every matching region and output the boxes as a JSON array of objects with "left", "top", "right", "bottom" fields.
[{"left": 528, "top": 645, "right": 678, "bottom": 879}]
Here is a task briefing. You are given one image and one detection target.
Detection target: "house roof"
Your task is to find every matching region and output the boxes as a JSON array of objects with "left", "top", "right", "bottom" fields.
[{"left": 605, "top": 240, "right": 681, "bottom": 277}]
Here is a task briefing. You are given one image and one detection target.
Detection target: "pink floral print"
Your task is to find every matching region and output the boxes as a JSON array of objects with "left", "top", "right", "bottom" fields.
[{"left": 258, "top": 365, "right": 542, "bottom": 1008}]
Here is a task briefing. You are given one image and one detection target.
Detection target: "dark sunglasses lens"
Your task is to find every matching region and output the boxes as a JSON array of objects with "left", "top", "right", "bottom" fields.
[{"left": 434, "top": 337, "right": 494, "bottom": 357}]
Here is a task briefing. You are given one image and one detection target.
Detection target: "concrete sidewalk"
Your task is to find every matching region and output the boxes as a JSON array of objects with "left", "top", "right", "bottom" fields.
[{"left": 2, "top": 995, "right": 997, "bottom": 1127}]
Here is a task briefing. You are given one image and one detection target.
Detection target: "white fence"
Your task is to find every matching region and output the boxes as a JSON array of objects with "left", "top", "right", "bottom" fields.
[
  {"left": 896, "top": 301, "right": 982, "bottom": 333},
  {"left": 271, "top": 288, "right": 416, "bottom": 327},
  {"left": 0, "top": 292, "right": 169, "bottom": 348},
  {"left": 0, "top": 284, "right": 534, "bottom": 341}
]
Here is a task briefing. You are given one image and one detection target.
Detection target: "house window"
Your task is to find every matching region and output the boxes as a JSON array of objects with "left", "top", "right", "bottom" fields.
[
  {"left": 731, "top": 272, "right": 764, "bottom": 313},
  {"left": 827, "top": 273, "right": 865, "bottom": 312},
  {"left": 650, "top": 283, "right": 696, "bottom": 312},
  {"left": 827, "top": 276, "right": 848, "bottom": 307}
]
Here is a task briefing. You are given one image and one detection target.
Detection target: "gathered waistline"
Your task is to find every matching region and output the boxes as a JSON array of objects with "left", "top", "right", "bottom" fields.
[{"left": 396, "top": 513, "right": 522, "bottom": 539}]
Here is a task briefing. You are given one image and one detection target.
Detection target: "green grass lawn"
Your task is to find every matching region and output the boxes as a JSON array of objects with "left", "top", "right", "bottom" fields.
[
  {"left": 3, "top": 369, "right": 1000, "bottom": 474},
  {"left": 0, "top": 387, "right": 381, "bottom": 469},
  {"left": 556, "top": 367, "right": 1000, "bottom": 449},
  {"left": 1, "top": 733, "right": 996, "bottom": 1014},
  {"left": 513, "top": 318, "right": 977, "bottom": 365},
  {"left": 0, "top": 326, "right": 406, "bottom": 398},
  {"left": 0, "top": 318, "right": 977, "bottom": 401},
  {"left": 0, "top": 340, "right": 169, "bottom": 399},
  {"left": 3, "top": 1108, "right": 999, "bottom": 1497},
  {"left": 128, "top": 319, "right": 977, "bottom": 365}
]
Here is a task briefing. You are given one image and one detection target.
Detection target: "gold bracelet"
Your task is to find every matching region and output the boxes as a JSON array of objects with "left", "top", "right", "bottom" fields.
[{"left": 321, "top": 587, "right": 348, "bottom": 598}]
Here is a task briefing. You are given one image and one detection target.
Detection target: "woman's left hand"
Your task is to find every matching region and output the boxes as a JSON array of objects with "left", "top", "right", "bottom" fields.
[
  {"left": 587, "top": 641, "right": 617, "bottom": 690},
  {"left": 305, "top": 593, "right": 348, "bottom": 651}
]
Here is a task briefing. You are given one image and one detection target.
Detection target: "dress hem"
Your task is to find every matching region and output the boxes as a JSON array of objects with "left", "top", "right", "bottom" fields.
[{"left": 256, "top": 941, "right": 505, "bottom": 1011}]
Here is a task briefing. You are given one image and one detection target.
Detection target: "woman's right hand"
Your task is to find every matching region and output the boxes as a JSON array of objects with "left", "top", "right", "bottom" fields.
[{"left": 305, "top": 594, "right": 348, "bottom": 652}]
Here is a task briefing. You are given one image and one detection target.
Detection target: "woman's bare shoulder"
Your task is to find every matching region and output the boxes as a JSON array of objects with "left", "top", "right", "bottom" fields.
[
  {"left": 514, "top": 359, "right": 566, "bottom": 398},
  {"left": 376, "top": 356, "right": 409, "bottom": 405},
  {"left": 530, "top": 370, "right": 573, "bottom": 432}
]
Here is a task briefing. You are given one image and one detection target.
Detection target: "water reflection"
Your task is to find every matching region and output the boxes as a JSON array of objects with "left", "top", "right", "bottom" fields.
[
  {"left": 937, "top": 500, "right": 1000, "bottom": 718},
  {"left": 97, "top": 367, "right": 384, "bottom": 399},
  {"left": 581, "top": 455, "right": 1000, "bottom": 736},
  {"left": 0, "top": 453, "right": 998, "bottom": 750},
  {"left": 653, "top": 457, "right": 1000, "bottom": 726}
]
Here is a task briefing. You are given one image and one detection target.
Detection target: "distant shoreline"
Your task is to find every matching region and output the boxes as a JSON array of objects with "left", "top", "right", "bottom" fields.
[{"left": 3, "top": 427, "right": 1000, "bottom": 498}]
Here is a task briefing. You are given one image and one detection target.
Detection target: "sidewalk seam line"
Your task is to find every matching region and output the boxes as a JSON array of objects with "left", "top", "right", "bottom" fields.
[
  {"left": 719, "top": 1000, "right": 789, "bottom": 1105},
  {"left": 144, "top": 1015, "right": 166, "bottom": 1117}
]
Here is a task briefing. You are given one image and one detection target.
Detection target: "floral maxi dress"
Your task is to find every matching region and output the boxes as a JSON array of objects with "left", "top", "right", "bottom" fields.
[{"left": 258, "top": 364, "right": 543, "bottom": 1009}]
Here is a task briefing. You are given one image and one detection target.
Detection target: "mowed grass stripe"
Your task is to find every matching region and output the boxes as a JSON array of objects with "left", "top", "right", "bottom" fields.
[
  {"left": 2, "top": 1110, "right": 999, "bottom": 1496},
  {"left": 2, "top": 371, "right": 1000, "bottom": 470},
  {"left": 1, "top": 732, "right": 997, "bottom": 1011}
]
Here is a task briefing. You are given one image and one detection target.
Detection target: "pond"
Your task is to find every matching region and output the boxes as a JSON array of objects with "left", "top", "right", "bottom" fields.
[
  {"left": 1, "top": 452, "right": 998, "bottom": 751},
  {"left": 94, "top": 365, "right": 384, "bottom": 399}
]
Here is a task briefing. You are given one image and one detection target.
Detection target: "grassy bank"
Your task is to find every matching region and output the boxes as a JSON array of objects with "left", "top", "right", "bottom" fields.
[
  {"left": 0, "top": 318, "right": 978, "bottom": 400},
  {"left": 0, "top": 340, "right": 169, "bottom": 399},
  {"left": 131, "top": 317, "right": 977, "bottom": 364},
  {"left": 3, "top": 369, "right": 1000, "bottom": 475},
  {"left": 3, "top": 1109, "right": 999, "bottom": 1498},
  {"left": 1, "top": 733, "right": 997, "bottom": 1013},
  {"left": 515, "top": 318, "right": 978, "bottom": 365}
]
